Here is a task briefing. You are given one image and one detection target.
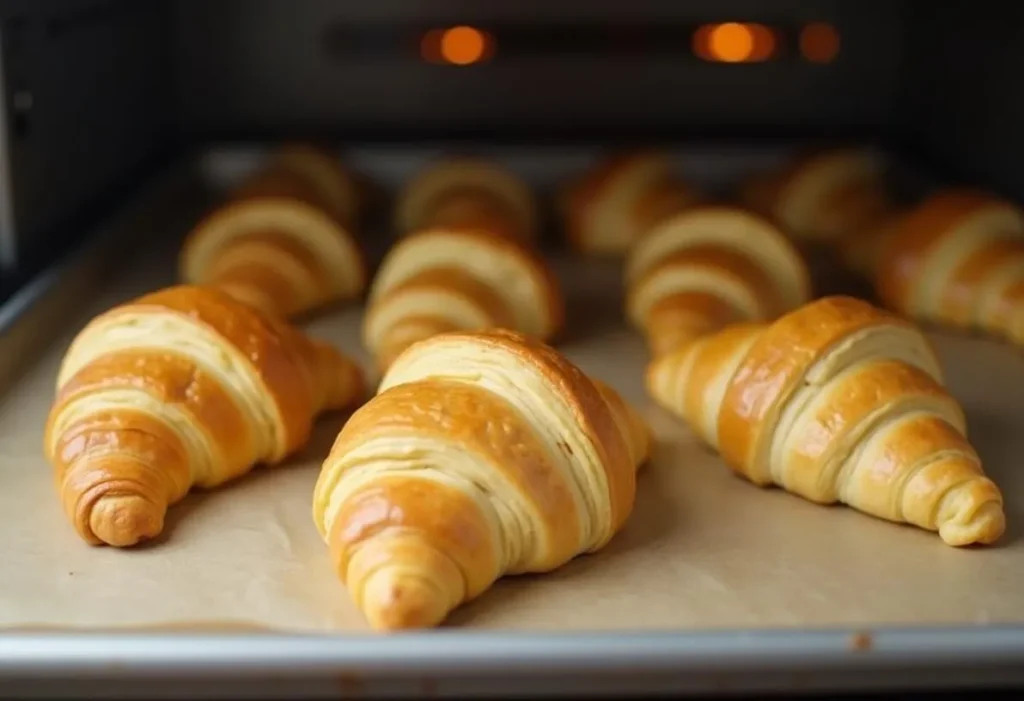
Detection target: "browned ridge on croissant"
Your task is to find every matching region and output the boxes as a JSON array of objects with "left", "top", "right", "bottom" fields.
[
  {"left": 395, "top": 157, "right": 537, "bottom": 243},
  {"left": 739, "top": 148, "right": 892, "bottom": 244},
  {"left": 363, "top": 227, "right": 563, "bottom": 373},
  {"left": 647, "top": 295, "right": 1005, "bottom": 547},
  {"left": 560, "top": 151, "right": 700, "bottom": 257},
  {"left": 876, "top": 188, "right": 1024, "bottom": 348},
  {"left": 313, "top": 329, "right": 650, "bottom": 631},
  {"left": 44, "top": 285, "right": 365, "bottom": 548},
  {"left": 180, "top": 144, "right": 366, "bottom": 320},
  {"left": 624, "top": 204, "right": 812, "bottom": 357}
]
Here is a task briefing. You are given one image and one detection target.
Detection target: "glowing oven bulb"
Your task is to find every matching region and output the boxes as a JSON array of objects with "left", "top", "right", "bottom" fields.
[
  {"left": 422, "top": 26, "right": 493, "bottom": 65},
  {"left": 694, "top": 22, "right": 776, "bottom": 63}
]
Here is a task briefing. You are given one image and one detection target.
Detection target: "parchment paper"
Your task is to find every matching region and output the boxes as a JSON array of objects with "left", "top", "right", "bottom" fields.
[{"left": 1, "top": 241, "right": 1023, "bottom": 635}]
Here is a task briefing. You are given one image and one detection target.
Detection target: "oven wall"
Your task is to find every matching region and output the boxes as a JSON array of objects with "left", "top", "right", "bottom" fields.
[
  {"left": 903, "top": 1, "right": 1024, "bottom": 201},
  {"left": 0, "top": 0, "right": 174, "bottom": 274},
  {"left": 172, "top": 0, "right": 911, "bottom": 142},
  {"left": 15, "top": 0, "right": 1014, "bottom": 284}
]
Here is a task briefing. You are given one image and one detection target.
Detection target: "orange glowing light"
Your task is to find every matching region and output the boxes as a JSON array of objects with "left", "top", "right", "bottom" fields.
[
  {"left": 710, "top": 22, "right": 754, "bottom": 62},
  {"left": 694, "top": 22, "right": 776, "bottom": 63},
  {"left": 800, "top": 22, "right": 840, "bottom": 63},
  {"left": 439, "top": 25, "right": 487, "bottom": 65}
]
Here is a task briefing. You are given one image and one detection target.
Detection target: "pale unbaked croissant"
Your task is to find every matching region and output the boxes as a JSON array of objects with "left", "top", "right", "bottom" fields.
[
  {"left": 740, "top": 148, "right": 892, "bottom": 244},
  {"left": 363, "top": 227, "right": 563, "bottom": 372},
  {"left": 647, "top": 295, "right": 1005, "bottom": 547},
  {"left": 624, "top": 205, "right": 812, "bottom": 356},
  {"left": 44, "top": 285, "right": 366, "bottom": 548},
  {"left": 180, "top": 144, "right": 366, "bottom": 320},
  {"left": 876, "top": 189, "right": 1024, "bottom": 347},
  {"left": 395, "top": 158, "right": 537, "bottom": 242},
  {"left": 313, "top": 328, "right": 650, "bottom": 631},
  {"left": 560, "top": 152, "right": 700, "bottom": 257}
]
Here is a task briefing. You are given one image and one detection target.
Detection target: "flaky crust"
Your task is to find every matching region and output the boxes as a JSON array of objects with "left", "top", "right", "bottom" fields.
[
  {"left": 395, "top": 158, "right": 537, "bottom": 242},
  {"left": 180, "top": 145, "right": 366, "bottom": 320},
  {"left": 560, "top": 152, "right": 699, "bottom": 257},
  {"left": 647, "top": 295, "right": 1005, "bottom": 547},
  {"left": 740, "top": 148, "right": 891, "bottom": 243},
  {"left": 44, "top": 285, "right": 365, "bottom": 548},
  {"left": 363, "top": 227, "right": 564, "bottom": 372},
  {"left": 625, "top": 204, "right": 811, "bottom": 355},
  {"left": 313, "top": 329, "right": 648, "bottom": 631},
  {"left": 875, "top": 189, "right": 1024, "bottom": 346}
]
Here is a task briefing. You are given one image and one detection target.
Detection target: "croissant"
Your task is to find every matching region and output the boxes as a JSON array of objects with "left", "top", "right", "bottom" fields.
[
  {"left": 647, "top": 295, "right": 1005, "bottom": 547},
  {"left": 394, "top": 158, "right": 537, "bottom": 242},
  {"left": 560, "top": 152, "right": 700, "bottom": 257},
  {"left": 44, "top": 285, "right": 366, "bottom": 548},
  {"left": 180, "top": 144, "right": 366, "bottom": 320},
  {"left": 624, "top": 205, "right": 812, "bottom": 356},
  {"left": 837, "top": 208, "right": 909, "bottom": 279},
  {"left": 313, "top": 328, "right": 649, "bottom": 631},
  {"left": 876, "top": 189, "right": 1024, "bottom": 346},
  {"left": 740, "top": 148, "right": 892, "bottom": 244},
  {"left": 363, "top": 227, "right": 564, "bottom": 372}
]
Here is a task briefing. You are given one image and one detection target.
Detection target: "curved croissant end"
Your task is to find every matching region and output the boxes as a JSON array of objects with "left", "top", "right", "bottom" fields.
[
  {"left": 648, "top": 295, "right": 1005, "bottom": 547},
  {"left": 625, "top": 205, "right": 811, "bottom": 356},
  {"left": 180, "top": 148, "right": 366, "bottom": 320},
  {"left": 45, "top": 285, "right": 365, "bottom": 548},
  {"left": 591, "top": 378, "right": 652, "bottom": 469},
  {"left": 269, "top": 144, "right": 361, "bottom": 224},
  {"left": 876, "top": 189, "right": 1024, "bottom": 347},
  {"left": 313, "top": 329, "right": 646, "bottom": 630},
  {"left": 363, "top": 227, "right": 564, "bottom": 372},
  {"left": 560, "top": 152, "right": 699, "bottom": 257},
  {"left": 740, "top": 148, "right": 891, "bottom": 243},
  {"left": 395, "top": 158, "right": 537, "bottom": 243}
]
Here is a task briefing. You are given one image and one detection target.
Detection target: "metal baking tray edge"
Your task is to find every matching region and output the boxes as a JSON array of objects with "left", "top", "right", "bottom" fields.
[{"left": 1, "top": 151, "right": 1023, "bottom": 698}]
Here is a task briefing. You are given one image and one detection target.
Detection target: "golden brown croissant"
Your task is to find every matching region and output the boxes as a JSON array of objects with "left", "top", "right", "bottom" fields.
[
  {"left": 363, "top": 227, "right": 564, "bottom": 372},
  {"left": 44, "top": 285, "right": 366, "bottom": 548},
  {"left": 313, "top": 328, "right": 649, "bottom": 631},
  {"left": 836, "top": 208, "right": 909, "bottom": 280},
  {"left": 624, "top": 205, "right": 812, "bottom": 356},
  {"left": 647, "top": 295, "right": 1005, "bottom": 547},
  {"left": 560, "top": 152, "right": 700, "bottom": 257},
  {"left": 876, "top": 189, "right": 1024, "bottom": 346},
  {"left": 180, "top": 144, "right": 366, "bottom": 320},
  {"left": 740, "top": 148, "right": 892, "bottom": 244},
  {"left": 395, "top": 158, "right": 537, "bottom": 242}
]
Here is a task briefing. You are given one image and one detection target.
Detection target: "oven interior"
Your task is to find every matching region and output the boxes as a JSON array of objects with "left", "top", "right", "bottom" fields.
[{"left": 1, "top": 0, "right": 1021, "bottom": 300}]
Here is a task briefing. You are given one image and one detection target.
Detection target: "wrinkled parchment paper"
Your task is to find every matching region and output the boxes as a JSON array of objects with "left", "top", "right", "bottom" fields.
[{"left": 1, "top": 182, "right": 1022, "bottom": 634}]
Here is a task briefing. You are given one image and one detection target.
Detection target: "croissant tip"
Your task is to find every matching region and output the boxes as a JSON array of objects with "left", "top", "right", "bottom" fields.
[
  {"left": 88, "top": 494, "right": 165, "bottom": 548},
  {"left": 361, "top": 571, "right": 450, "bottom": 632},
  {"left": 938, "top": 499, "right": 1006, "bottom": 548}
]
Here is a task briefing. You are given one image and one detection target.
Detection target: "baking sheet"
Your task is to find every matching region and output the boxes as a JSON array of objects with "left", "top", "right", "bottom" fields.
[
  {"left": 2, "top": 248, "right": 1023, "bottom": 634},
  {"left": 0, "top": 146, "right": 1021, "bottom": 635}
]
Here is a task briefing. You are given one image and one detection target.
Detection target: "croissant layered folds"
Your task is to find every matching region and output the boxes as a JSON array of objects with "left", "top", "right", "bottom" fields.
[
  {"left": 180, "top": 144, "right": 366, "bottom": 319},
  {"left": 363, "top": 227, "right": 563, "bottom": 371},
  {"left": 741, "top": 148, "right": 892, "bottom": 244},
  {"left": 313, "top": 329, "right": 650, "bottom": 631},
  {"left": 647, "top": 295, "right": 1005, "bottom": 547},
  {"left": 44, "top": 285, "right": 365, "bottom": 548},
  {"left": 624, "top": 205, "right": 812, "bottom": 356},
  {"left": 560, "top": 152, "right": 700, "bottom": 257},
  {"left": 876, "top": 189, "right": 1024, "bottom": 347},
  {"left": 394, "top": 158, "right": 537, "bottom": 243}
]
